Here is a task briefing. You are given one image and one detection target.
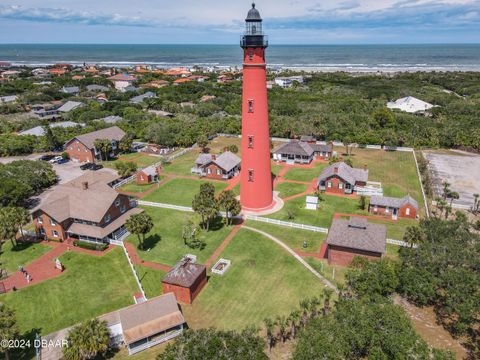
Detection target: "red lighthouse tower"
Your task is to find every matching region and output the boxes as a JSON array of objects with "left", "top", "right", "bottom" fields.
[{"left": 240, "top": 3, "right": 273, "bottom": 211}]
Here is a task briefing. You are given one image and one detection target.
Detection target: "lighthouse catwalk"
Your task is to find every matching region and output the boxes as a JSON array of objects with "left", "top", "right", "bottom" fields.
[{"left": 239, "top": 3, "right": 274, "bottom": 211}]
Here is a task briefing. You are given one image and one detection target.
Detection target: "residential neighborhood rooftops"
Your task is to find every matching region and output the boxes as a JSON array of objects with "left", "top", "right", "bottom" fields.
[
  {"left": 273, "top": 140, "right": 332, "bottom": 157},
  {"left": 318, "top": 162, "right": 368, "bottom": 186},
  {"left": 129, "top": 91, "right": 157, "bottom": 104},
  {"left": 370, "top": 194, "right": 419, "bottom": 209},
  {"left": 19, "top": 121, "right": 85, "bottom": 137},
  {"left": 61, "top": 86, "right": 80, "bottom": 94},
  {"left": 100, "top": 115, "right": 123, "bottom": 124},
  {"left": 0, "top": 95, "right": 18, "bottom": 103},
  {"left": 109, "top": 73, "right": 136, "bottom": 82},
  {"left": 58, "top": 101, "right": 83, "bottom": 113},
  {"left": 119, "top": 292, "right": 185, "bottom": 345},
  {"left": 162, "top": 259, "right": 206, "bottom": 288},
  {"left": 387, "top": 96, "right": 436, "bottom": 113},
  {"left": 327, "top": 217, "right": 387, "bottom": 254},
  {"left": 70, "top": 126, "right": 126, "bottom": 149},
  {"left": 86, "top": 84, "right": 109, "bottom": 92}
]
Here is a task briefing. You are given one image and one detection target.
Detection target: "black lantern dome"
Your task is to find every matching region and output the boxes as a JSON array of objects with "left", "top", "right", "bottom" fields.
[{"left": 241, "top": 3, "right": 268, "bottom": 48}]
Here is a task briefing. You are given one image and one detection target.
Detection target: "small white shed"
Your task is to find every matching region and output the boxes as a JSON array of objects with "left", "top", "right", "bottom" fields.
[{"left": 306, "top": 196, "right": 319, "bottom": 210}]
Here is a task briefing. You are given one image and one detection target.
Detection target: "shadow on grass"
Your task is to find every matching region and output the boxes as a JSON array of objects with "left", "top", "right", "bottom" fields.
[
  {"left": 11, "top": 327, "right": 42, "bottom": 360},
  {"left": 142, "top": 234, "right": 162, "bottom": 251}
]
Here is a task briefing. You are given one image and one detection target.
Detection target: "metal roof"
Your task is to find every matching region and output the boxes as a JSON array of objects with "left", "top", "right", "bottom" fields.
[
  {"left": 162, "top": 259, "right": 206, "bottom": 288},
  {"left": 58, "top": 101, "right": 83, "bottom": 113},
  {"left": 370, "top": 195, "right": 419, "bottom": 209},
  {"left": 318, "top": 162, "right": 368, "bottom": 186},
  {"left": 246, "top": 3, "right": 262, "bottom": 21}
]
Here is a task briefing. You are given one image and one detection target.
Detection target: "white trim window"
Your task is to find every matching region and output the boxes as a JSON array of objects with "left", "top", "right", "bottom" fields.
[
  {"left": 216, "top": 169, "right": 222, "bottom": 175},
  {"left": 338, "top": 183, "right": 344, "bottom": 190},
  {"left": 50, "top": 219, "right": 57, "bottom": 226},
  {"left": 406, "top": 208, "right": 410, "bottom": 216},
  {"left": 115, "top": 199, "right": 121, "bottom": 207},
  {"left": 327, "top": 182, "right": 332, "bottom": 188},
  {"left": 386, "top": 207, "right": 390, "bottom": 213},
  {"left": 37, "top": 216, "right": 43, "bottom": 224},
  {"left": 120, "top": 205, "right": 126, "bottom": 214},
  {"left": 51, "top": 230, "right": 59, "bottom": 238},
  {"left": 104, "top": 214, "right": 111, "bottom": 223}
]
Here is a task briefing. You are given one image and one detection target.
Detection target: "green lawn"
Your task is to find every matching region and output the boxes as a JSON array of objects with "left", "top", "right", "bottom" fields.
[
  {"left": 271, "top": 164, "right": 284, "bottom": 176},
  {"left": 0, "top": 248, "right": 138, "bottom": 335},
  {"left": 103, "top": 152, "right": 160, "bottom": 170},
  {"left": 182, "top": 228, "right": 327, "bottom": 330},
  {"left": 267, "top": 194, "right": 365, "bottom": 228},
  {"left": 135, "top": 264, "right": 165, "bottom": 298},
  {"left": 244, "top": 220, "right": 326, "bottom": 253},
  {"left": 369, "top": 217, "right": 418, "bottom": 240},
  {"left": 338, "top": 147, "right": 424, "bottom": 212},
  {"left": 120, "top": 182, "right": 156, "bottom": 194},
  {"left": 126, "top": 207, "right": 233, "bottom": 266},
  {"left": 305, "top": 257, "right": 347, "bottom": 287},
  {"left": 162, "top": 150, "right": 199, "bottom": 176},
  {"left": 282, "top": 162, "right": 329, "bottom": 182},
  {"left": 0, "top": 241, "right": 51, "bottom": 274},
  {"left": 142, "top": 178, "right": 228, "bottom": 206},
  {"left": 275, "top": 182, "right": 309, "bottom": 199}
]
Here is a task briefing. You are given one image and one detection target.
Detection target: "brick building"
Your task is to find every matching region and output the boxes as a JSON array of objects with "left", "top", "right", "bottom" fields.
[
  {"left": 326, "top": 217, "right": 386, "bottom": 266},
  {"left": 162, "top": 259, "right": 207, "bottom": 304},
  {"left": 317, "top": 162, "right": 368, "bottom": 195},
  {"left": 32, "top": 171, "right": 142, "bottom": 244},
  {"left": 369, "top": 195, "right": 418, "bottom": 220},
  {"left": 136, "top": 165, "right": 160, "bottom": 185},
  {"left": 192, "top": 151, "right": 241, "bottom": 180},
  {"left": 65, "top": 126, "right": 126, "bottom": 163}
]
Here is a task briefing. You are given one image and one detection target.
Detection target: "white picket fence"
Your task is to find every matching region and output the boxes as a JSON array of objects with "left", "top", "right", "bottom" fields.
[
  {"left": 112, "top": 174, "right": 136, "bottom": 189},
  {"left": 387, "top": 238, "right": 417, "bottom": 248},
  {"left": 244, "top": 215, "right": 329, "bottom": 233},
  {"left": 119, "top": 242, "right": 146, "bottom": 299}
]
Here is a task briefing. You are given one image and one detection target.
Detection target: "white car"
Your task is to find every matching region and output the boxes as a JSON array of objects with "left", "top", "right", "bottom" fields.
[{"left": 49, "top": 156, "right": 63, "bottom": 164}]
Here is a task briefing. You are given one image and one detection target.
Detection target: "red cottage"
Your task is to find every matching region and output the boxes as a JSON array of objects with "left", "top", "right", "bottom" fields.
[
  {"left": 192, "top": 151, "right": 241, "bottom": 180},
  {"left": 317, "top": 162, "right": 368, "bottom": 195},
  {"left": 65, "top": 126, "right": 126, "bottom": 163},
  {"left": 326, "top": 217, "right": 386, "bottom": 266},
  {"left": 368, "top": 195, "right": 418, "bottom": 220},
  {"left": 136, "top": 165, "right": 160, "bottom": 185},
  {"left": 162, "top": 259, "right": 207, "bottom": 304}
]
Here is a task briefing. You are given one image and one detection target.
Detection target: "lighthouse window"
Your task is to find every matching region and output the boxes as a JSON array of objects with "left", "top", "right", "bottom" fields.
[
  {"left": 248, "top": 136, "right": 254, "bottom": 148},
  {"left": 249, "top": 50, "right": 254, "bottom": 61},
  {"left": 248, "top": 169, "right": 254, "bottom": 182},
  {"left": 248, "top": 100, "right": 254, "bottom": 113}
]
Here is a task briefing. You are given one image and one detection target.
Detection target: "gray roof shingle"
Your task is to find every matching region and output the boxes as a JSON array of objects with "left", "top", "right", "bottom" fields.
[
  {"left": 195, "top": 151, "right": 241, "bottom": 172},
  {"left": 162, "top": 260, "right": 206, "bottom": 288},
  {"left": 327, "top": 217, "right": 387, "bottom": 254},
  {"left": 318, "top": 162, "right": 368, "bottom": 186},
  {"left": 70, "top": 126, "right": 126, "bottom": 149},
  {"left": 370, "top": 195, "right": 418, "bottom": 209}
]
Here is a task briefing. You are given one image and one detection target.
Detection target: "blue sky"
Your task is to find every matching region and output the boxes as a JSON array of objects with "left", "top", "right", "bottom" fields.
[{"left": 0, "top": 0, "right": 479, "bottom": 44}]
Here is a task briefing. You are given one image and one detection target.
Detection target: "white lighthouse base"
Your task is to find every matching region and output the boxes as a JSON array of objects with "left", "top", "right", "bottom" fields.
[{"left": 238, "top": 192, "right": 284, "bottom": 216}]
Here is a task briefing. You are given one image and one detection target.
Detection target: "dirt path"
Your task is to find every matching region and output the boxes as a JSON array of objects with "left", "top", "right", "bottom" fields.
[
  {"left": 205, "top": 223, "right": 243, "bottom": 267},
  {"left": 393, "top": 295, "right": 468, "bottom": 359}
]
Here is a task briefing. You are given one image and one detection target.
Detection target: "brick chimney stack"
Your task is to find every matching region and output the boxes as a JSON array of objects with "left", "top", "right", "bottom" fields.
[
  {"left": 212, "top": 154, "right": 216, "bottom": 161},
  {"left": 82, "top": 181, "right": 89, "bottom": 190},
  {"left": 334, "top": 166, "right": 339, "bottom": 174}
]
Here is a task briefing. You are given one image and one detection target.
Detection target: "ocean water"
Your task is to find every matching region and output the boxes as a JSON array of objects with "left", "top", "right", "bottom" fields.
[{"left": 0, "top": 44, "right": 479, "bottom": 72}]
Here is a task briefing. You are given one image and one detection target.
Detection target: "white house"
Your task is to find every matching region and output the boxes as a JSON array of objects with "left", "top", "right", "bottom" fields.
[
  {"left": 274, "top": 76, "right": 305, "bottom": 89},
  {"left": 387, "top": 96, "right": 436, "bottom": 113},
  {"left": 108, "top": 73, "right": 137, "bottom": 92},
  {"left": 0, "top": 95, "right": 18, "bottom": 104}
]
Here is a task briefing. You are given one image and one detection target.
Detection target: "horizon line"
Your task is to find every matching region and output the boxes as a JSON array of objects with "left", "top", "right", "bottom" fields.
[{"left": 1, "top": 42, "right": 480, "bottom": 46}]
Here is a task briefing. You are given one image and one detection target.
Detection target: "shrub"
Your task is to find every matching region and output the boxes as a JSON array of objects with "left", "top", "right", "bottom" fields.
[{"left": 73, "top": 240, "right": 108, "bottom": 251}]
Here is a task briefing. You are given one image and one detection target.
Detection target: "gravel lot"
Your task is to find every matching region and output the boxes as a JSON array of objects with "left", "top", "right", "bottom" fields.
[{"left": 424, "top": 150, "right": 480, "bottom": 207}]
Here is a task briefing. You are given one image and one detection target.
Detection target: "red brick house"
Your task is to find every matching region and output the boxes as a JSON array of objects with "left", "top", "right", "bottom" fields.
[
  {"left": 136, "top": 165, "right": 160, "bottom": 185},
  {"left": 317, "top": 162, "right": 368, "bottom": 195},
  {"left": 272, "top": 140, "right": 333, "bottom": 164},
  {"left": 32, "top": 171, "right": 142, "bottom": 244},
  {"left": 326, "top": 217, "right": 386, "bottom": 266},
  {"left": 192, "top": 151, "right": 241, "bottom": 180},
  {"left": 65, "top": 126, "right": 126, "bottom": 163},
  {"left": 369, "top": 195, "right": 418, "bottom": 220},
  {"left": 162, "top": 259, "right": 207, "bottom": 304}
]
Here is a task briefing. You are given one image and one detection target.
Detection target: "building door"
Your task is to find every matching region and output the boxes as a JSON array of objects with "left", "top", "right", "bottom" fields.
[{"left": 393, "top": 208, "right": 398, "bottom": 220}]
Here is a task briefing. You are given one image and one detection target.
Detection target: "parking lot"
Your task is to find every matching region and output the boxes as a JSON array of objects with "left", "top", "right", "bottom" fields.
[{"left": 424, "top": 150, "right": 480, "bottom": 207}]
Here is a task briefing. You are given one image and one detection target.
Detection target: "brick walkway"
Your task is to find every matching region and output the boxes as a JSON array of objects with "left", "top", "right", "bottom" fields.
[
  {"left": 205, "top": 223, "right": 243, "bottom": 267},
  {"left": 124, "top": 242, "right": 172, "bottom": 272},
  {"left": 1, "top": 241, "right": 115, "bottom": 292}
]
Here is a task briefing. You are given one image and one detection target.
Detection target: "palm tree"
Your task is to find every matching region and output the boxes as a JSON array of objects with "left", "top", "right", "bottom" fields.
[
  {"left": 308, "top": 296, "right": 322, "bottom": 319},
  {"left": 448, "top": 191, "right": 459, "bottom": 207},
  {"left": 12, "top": 207, "right": 29, "bottom": 243},
  {"left": 275, "top": 315, "right": 288, "bottom": 343},
  {"left": 442, "top": 181, "right": 451, "bottom": 200},
  {"left": 263, "top": 318, "right": 275, "bottom": 352},
  {"left": 473, "top": 193, "right": 480, "bottom": 214},
  {"left": 322, "top": 289, "right": 334, "bottom": 316},
  {"left": 63, "top": 319, "right": 110, "bottom": 360},
  {"left": 403, "top": 226, "right": 424, "bottom": 249},
  {"left": 125, "top": 212, "right": 154, "bottom": 250},
  {"left": 0, "top": 304, "right": 19, "bottom": 360},
  {"left": 94, "top": 138, "right": 113, "bottom": 161},
  {"left": 299, "top": 299, "right": 310, "bottom": 327},
  {"left": 287, "top": 310, "right": 301, "bottom": 339}
]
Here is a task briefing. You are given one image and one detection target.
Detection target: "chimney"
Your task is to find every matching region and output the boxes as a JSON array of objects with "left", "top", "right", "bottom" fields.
[
  {"left": 333, "top": 166, "right": 338, "bottom": 174},
  {"left": 82, "top": 181, "right": 89, "bottom": 190},
  {"left": 364, "top": 164, "right": 368, "bottom": 171},
  {"left": 212, "top": 154, "right": 216, "bottom": 161}
]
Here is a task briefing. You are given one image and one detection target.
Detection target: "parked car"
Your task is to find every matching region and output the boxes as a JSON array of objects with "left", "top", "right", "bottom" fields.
[
  {"left": 80, "top": 163, "right": 93, "bottom": 170},
  {"left": 39, "top": 154, "right": 56, "bottom": 162},
  {"left": 91, "top": 164, "right": 103, "bottom": 171},
  {"left": 48, "top": 156, "right": 63, "bottom": 164}
]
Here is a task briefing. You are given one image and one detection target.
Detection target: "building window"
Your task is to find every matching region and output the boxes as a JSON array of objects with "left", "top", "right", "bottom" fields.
[
  {"left": 115, "top": 199, "right": 121, "bottom": 207},
  {"left": 248, "top": 136, "right": 254, "bottom": 149},
  {"left": 207, "top": 168, "right": 212, "bottom": 174},
  {"left": 216, "top": 169, "right": 221, "bottom": 175},
  {"left": 37, "top": 216, "right": 43, "bottom": 224},
  {"left": 104, "top": 214, "right": 111, "bottom": 223},
  {"left": 406, "top": 208, "right": 410, "bottom": 216},
  {"left": 386, "top": 207, "right": 390, "bottom": 213},
  {"left": 50, "top": 219, "right": 56, "bottom": 226},
  {"left": 327, "top": 182, "right": 332, "bottom": 188},
  {"left": 339, "top": 183, "right": 344, "bottom": 190},
  {"left": 248, "top": 100, "right": 254, "bottom": 113},
  {"left": 120, "top": 205, "right": 126, "bottom": 214},
  {"left": 51, "top": 230, "right": 59, "bottom": 238},
  {"left": 248, "top": 169, "right": 254, "bottom": 182},
  {"left": 249, "top": 50, "right": 254, "bottom": 61},
  {"left": 39, "top": 228, "right": 45, "bottom": 235}
]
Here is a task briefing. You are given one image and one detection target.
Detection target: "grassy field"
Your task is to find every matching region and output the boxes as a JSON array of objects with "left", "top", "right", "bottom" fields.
[
  {"left": 305, "top": 257, "right": 347, "bottom": 287},
  {"left": 244, "top": 221, "right": 326, "bottom": 253},
  {"left": 208, "top": 137, "right": 242, "bottom": 155},
  {"left": 282, "top": 162, "right": 329, "bottom": 182},
  {"left": 162, "top": 150, "right": 199, "bottom": 176},
  {"left": 182, "top": 228, "right": 327, "bottom": 330},
  {"left": 103, "top": 152, "right": 160, "bottom": 169},
  {"left": 0, "top": 248, "right": 138, "bottom": 335},
  {"left": 135, "top": 264, "right": 165, "bottom": 298},
  {"left": 0, "top": 241, "right": 51, "bottom": 273},
  {"left": 142, "top": 178, "right": 228, "bottom": 206},
  {"left": 120, "top": 182, "right": 156, "bottom": 194},
  {"left": 275, "top": 182, "right": 309, "bottom": 199},
  {"left": 267, "top": 194, "right": 365, "bottom": 228},
  {"left": 337, "top": 147, "right": 424, "bottom": 210},
  {"left": 126, "top": 207, "right": 233, "bottom": 266}
]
